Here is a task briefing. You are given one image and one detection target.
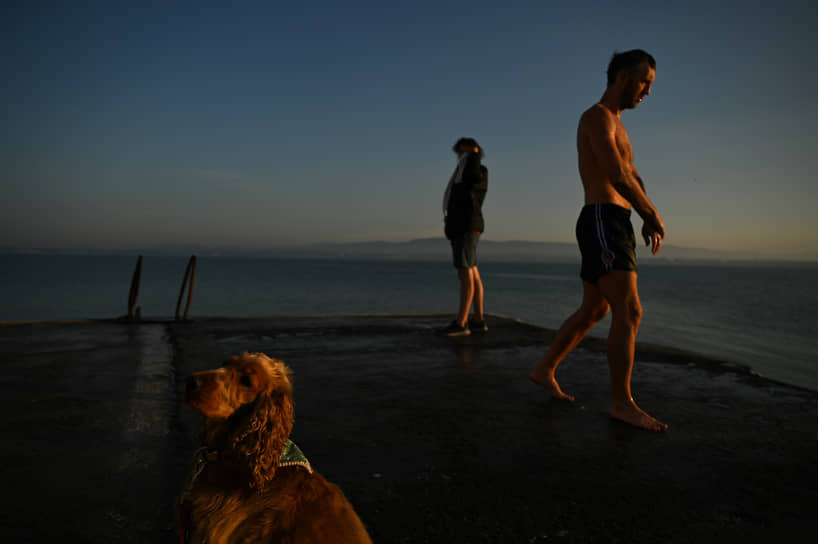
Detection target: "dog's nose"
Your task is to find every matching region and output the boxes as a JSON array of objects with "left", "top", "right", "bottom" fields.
[{"left": 185, "top": 375, "right": 199, "bottom": 398}]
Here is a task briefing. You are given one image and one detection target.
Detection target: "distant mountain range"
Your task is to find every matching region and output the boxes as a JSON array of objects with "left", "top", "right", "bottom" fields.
[{"left": 5, "top": 238, "right": 816, "bottom": 264}]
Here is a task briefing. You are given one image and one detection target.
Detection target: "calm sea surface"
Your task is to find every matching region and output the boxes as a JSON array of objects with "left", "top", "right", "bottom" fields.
[{"left": 1, "top": 255, "right": 816, "bottom": 391}]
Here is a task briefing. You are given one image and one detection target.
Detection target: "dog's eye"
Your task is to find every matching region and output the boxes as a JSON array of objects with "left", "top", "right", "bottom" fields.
[{"left": 239, "top": 375, "right": 252, "bottom": 387}]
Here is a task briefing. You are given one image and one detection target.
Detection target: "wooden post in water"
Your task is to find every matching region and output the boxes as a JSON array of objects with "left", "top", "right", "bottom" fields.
[
  {"left": 127, "top": 255, "right": 142, "bottom": 321},
  {"left": 175, "top": 255, "right": 197, "bottom": 321}
]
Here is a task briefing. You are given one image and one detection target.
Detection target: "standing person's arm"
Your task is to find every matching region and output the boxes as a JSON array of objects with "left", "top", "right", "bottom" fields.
[
  {"left": 586, "top": 111, "right": 665, "bottom": 254},
  {"left": 479, "top": 165, "right": 488, "bottom": 190},
  {"left": 461, "top": 153, "right": 482, "bottom": 187},
  {"left": 630, "top": 167, "right": 663, "bottom": 254}
]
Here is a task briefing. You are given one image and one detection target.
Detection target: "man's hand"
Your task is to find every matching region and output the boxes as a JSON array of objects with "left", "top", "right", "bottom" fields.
[{"left": 641, "top": 213, "right": 665, "bottom": 255}]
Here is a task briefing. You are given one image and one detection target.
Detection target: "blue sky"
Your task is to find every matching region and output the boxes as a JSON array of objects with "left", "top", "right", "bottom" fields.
[{"left": 2, "top": 1, "right": 817, "bottom": 259}]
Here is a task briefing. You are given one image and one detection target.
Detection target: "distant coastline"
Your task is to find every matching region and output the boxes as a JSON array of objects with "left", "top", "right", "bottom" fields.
[{"left": 3, "top": 238, "right": 816, "bottom": 266}]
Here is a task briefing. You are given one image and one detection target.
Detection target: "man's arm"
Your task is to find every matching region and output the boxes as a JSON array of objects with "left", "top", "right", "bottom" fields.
[
  {"left": 633, "top": 170, "right": 646, "bottom": 193},
  {"left": 585, "top": 111, "right": 657, "bottom": 221},
  {"left": 631, "top": 169, "right": 665, "bottom": 253},
  {"left": 585, "top": 110, "right": 665, "bottom": 253}
]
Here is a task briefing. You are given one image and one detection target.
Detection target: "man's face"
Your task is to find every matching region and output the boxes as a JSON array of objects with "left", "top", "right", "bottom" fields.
[{"left": 621, "top": 63, "right": 655, "bottom": 110}]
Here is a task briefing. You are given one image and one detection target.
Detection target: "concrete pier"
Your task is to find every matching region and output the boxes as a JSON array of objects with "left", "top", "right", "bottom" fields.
[{"left": 0, "top": 314, "right": 815, "bottom": 542}]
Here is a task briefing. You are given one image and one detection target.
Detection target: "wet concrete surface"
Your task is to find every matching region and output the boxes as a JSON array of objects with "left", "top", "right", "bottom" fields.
[{"left": 1, "top": 314, "right": 816, "bottom": 543}]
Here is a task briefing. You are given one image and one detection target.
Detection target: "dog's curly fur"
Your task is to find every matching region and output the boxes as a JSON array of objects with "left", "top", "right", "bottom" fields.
[{"left": 179, "top": 352, "right": 372, "bottom": 544}]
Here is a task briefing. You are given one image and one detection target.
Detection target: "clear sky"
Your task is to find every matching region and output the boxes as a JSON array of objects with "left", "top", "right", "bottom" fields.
[{"left": 2, "top": 1, "right": 817, "bottom": 259}]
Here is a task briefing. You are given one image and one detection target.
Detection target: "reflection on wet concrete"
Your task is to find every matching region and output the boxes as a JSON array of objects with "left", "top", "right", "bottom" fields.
[
  {"left": 452, "top": 338, "right": 483, "bottom": 371},
  {"left": 0, "top": 314, "right": 816, "bottom": 542},
  {"left": 0, "top": 322, "right": 178, "bottom": 541}
]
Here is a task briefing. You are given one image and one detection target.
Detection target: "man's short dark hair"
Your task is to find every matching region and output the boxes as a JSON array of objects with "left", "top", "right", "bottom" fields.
[
  {"left": 606, "top": 49, "right": 656, "bottom": 86},
  {"left": 452, "top": 137, "right": 484, "bottom": 159}
]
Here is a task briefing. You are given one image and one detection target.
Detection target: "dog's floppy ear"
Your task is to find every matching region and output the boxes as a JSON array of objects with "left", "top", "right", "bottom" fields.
[{"left": 231, "top": 390, "right": 294, "bottom": 490}]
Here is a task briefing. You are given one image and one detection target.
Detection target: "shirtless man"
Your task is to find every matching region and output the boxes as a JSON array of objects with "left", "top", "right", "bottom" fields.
[{"left": 530, "top": 50, "right": 667, "bottom": 431}]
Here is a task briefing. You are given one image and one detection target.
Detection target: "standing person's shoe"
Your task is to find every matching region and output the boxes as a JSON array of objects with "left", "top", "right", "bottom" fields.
[
  {"left": 441, "top": 320, "right": 470, "bottom": 336},
  {"left": 469, "top": 318, "right": 488, "bottom": 332}
]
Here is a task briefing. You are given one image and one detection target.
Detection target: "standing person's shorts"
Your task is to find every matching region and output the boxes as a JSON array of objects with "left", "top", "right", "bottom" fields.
[
  {"left": 450, "top": 231, "right": 481, "bottom": 269},
  {"left": 576, "top": 204, "right": 637, "bottom": 284}
]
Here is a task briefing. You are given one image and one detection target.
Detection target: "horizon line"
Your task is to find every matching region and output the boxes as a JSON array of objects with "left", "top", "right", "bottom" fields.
[{"left": 2, "top": 239, "right": 816, "bottom": 264}]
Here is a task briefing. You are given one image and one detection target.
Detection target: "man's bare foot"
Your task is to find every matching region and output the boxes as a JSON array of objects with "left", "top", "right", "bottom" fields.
[
  {"left": 610, "top": 399, "right": 667, "bottom": 432},
  {"left": 529, "top": 370, "right": 575, "bottom": 402}
]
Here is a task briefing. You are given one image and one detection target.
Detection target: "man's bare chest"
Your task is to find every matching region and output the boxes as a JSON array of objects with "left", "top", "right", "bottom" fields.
[{"left": 614, "top": 122, "right": 634, "bottom": 163}]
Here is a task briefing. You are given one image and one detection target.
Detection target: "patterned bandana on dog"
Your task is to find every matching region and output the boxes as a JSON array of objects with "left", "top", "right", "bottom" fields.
[{"left": 279, "top": 440, "right": 313, "bottom": 473}]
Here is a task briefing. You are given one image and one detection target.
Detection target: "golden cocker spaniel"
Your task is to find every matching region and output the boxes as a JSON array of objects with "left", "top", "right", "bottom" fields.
[{"left": 178, "top": 352, "right": 372, "bottom": 544}]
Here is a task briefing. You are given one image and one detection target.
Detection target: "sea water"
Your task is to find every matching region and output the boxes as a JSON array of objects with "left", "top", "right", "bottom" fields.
[{"left": 1, "top": 255, "right": 816, "bottom": 391}]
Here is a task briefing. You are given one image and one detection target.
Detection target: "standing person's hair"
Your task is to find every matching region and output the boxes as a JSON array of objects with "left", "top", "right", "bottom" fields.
[
  {"left": 606, "top": 49, "right": 656, "bottom": 86},
  {"left": 452, "top": 137, "right": 484, "bottom": 159}
]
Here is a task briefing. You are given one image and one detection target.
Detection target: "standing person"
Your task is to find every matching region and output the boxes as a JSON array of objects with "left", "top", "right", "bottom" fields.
[
  {"left": 529, "top": 50, "right": 668, "bottom": 431},
  {"left": 441, "top": 137, "right": 488, "bottom": 336}
]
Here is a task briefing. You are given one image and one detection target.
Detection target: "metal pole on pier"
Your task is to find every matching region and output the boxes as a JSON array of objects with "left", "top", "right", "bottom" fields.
[
  {"left": 127, "top": 255, "right": 142, "bottom": 321},
  {"left": 175, "top": 255, "right": 196, "bottom": 321}
]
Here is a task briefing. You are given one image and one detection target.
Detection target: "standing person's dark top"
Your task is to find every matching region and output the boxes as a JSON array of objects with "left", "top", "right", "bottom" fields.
[
  {"left": 444, "top": 152, "right": 488, "bottom": 239},
  {"left": 441, "top": 137, "right": 488, "bottom": 336}
]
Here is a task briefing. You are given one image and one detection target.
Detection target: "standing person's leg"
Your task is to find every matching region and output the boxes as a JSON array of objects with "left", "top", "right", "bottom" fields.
[
  {"left": 596, "top": 270, "right": 667, "bottom": 431},
  {"left": 456, "top": 232, "right": 480, "bottom": 326},
  {"left": 530, "top": 281, "right": 609, "bottom": 401},
  {"left": 443, "top": 235, "right": 474, "bottom": 335},
  {"left": 466, "top": 232, "right": 487, "bottom": 331},
  {"left": 456, "top": 267, "right": 475, "bottom": 326},
  {"left": 471, "top": 267, "right": 484, "bottom": 322}
]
